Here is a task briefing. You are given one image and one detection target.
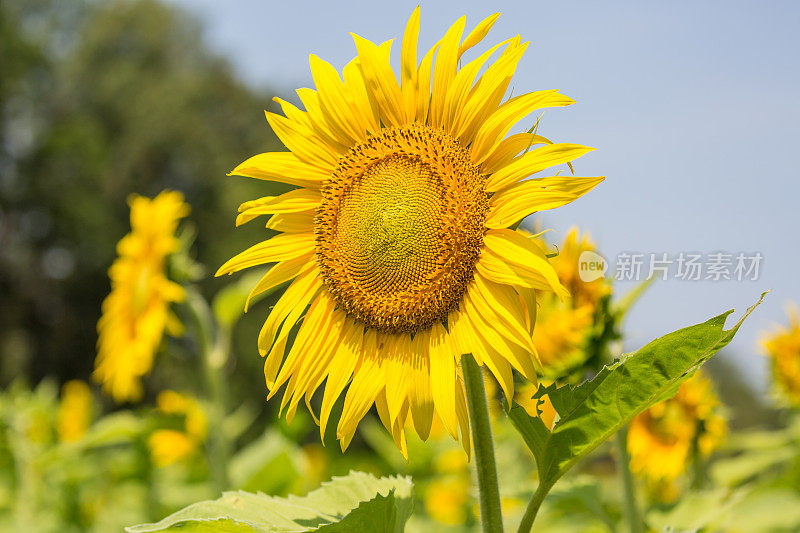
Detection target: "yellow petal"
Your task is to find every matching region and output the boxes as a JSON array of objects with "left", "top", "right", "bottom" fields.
[
  {"left": 265, "top": 211, "right": 316, "bottom": 233},
  {"left": 275, "top": 295, "right": 342, "bottom": 418},
  {"left": 486, "top": 175, "right": 605, "bottom": 228},
  {"left": 229, "top": 152, "right": 328, "bottom": 189},
  {"left": 471, "top": 90, "right": 575, "bottom": 164},
  {"left": 319, "top": 320, "right": 361, "bottom": 440},
  {"left": 429, "top": 323, "right": 458, "bottom": 439},
  {"left": 478, "top": 229, "right": 568, "bottom": 298},
  {"left": 309, "top": 54, "right": 366, "bottom": 144},
  {"left": 265, "top": 111, "right": 339, "bottom": 169},
  {"left": 429, "top": 16, "right": 466, "bottom": 129},
  {"left": 338, "top": 331, "right": 385, "bottom": 450},
  {"left": 244, "top": 253, "right": 314, "bottom": 312},
  {"left": 342, "top": 58, "right": 380, "bottom": 134},
  {"left": 350, "top": 34, "right": 404, "bottom": 127},
  {"left": 468, "top": 275, "right": 537, "bottom": 375},
  {"left": 384, "top": 334, "right": 411, "bottom": 426},
  {"left": 415, "top": 40, "right": 439, "bottom": 123},
  {"left": 465, "top": 291, "right": 538, "bottom": 381},
  {"left": 409, "top": 332, "right": 434, "bottom": 440},
  {"left": 486, "top": 143, "right": 595, "bottom": 192},
  {"left": 444, "top": 40, "right": 508, "bottom": 138},
  {"left": 292, "top": 90, "right": 351, "bottom": 154},
  {"left": 400, "top": 6, "right": 421, "bottom": 122},
  {"left": 216, "top": 233, "right": 315, "bottom": 276},
  {"left": 481, "top": 132, "right": 555, "bottom": 175},
  {"left": 455, "top": 37, "right": 527, "bottom": 144},
  {"left": 454, "top": 373, "right": 471, "bottom": 458},
  {"left": 259, "top": 262, "right": 320, "bottom": 368},
  {"left": 458, "top": 13, "right": 500, "bottom": 58},
  {"left": 236, "top": 189, "right": 321, "bottom": 226}
]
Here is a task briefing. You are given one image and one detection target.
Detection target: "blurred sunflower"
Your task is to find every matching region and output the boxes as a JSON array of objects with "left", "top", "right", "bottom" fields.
[
  {"left": 148, "top": 390, "right": 208, "bottom": 467},
  {"left": 515, "top": 382, "right": 557, "bottom": 430},
  {"left": 532, "top": 228, "right": 610, "bottom": 378},
  {"left": 94, "top": 191, "right": 189, "bottom": 403},
  {"left": 57, "top": 380, "right": 93, "bottom": 443},
  {"left": 218, "top": 9, "right": 602, "bottom": 455},
  {"left": 627, "top": 371, "right": 727, "bottom": 501},
  {"left": 761, "top": 303, "right": 800, "bottom": 407}
]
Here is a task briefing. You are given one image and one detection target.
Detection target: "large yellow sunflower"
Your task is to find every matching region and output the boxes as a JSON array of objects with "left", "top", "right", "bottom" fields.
[
  {"left": 217, "top": 9, "right": 603, "bottom": 455},
  {"left": 94, "top": 191, "right": 189, "bottom": 403}
]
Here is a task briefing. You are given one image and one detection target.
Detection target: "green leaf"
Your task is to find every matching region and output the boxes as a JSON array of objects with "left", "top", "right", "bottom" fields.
[
  {"left": 508, "top": 293, "right": 765, "bottom": 486},
  {"left": 126, "top": 471, "right": 413, "bottom": 533}
]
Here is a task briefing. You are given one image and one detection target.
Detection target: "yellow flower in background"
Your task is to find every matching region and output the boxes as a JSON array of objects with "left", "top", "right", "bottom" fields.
[
  {"left": 57, "top": 380, "right": 93, "bottom": 442},
  {"left": 532, "top": 228, "right": 610, "bottom": 378},
  {"left": 549, "top": 228, "right": 611, "bottom": 309},
  {"left": 515, "top": 383, "right": 557, "bottom": 430},
  {"left": 425, "top": 478, "right": 469, "bottom": 525},
  {"left": 94, "top": 191, "right": 189, "bottom": 403},
  {"left": 533, "top": 303, "right": 594, "bottom": 378},
  {"left": 217, "top": 8, "right": 602, "bottom": 456},
  {"left": 627, "top": 371, "right": 727, "bottom": 500},
  {"left": 761, "top": 303, "right": 800, "bottom": 406},
  {"left": 148, "top": 390, "right": 208, "bottom": 467}
]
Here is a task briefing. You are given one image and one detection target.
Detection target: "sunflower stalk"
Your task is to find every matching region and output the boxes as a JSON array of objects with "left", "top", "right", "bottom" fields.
[
  {"left": 517, "top": 477, "right": 555, "bottom": 533},
  {"left": 616, "top": 426, "right": 644, "bottom": 533},
  {"left": 185, "top": 287, "right": 231, "bottom": 491},
  {"left": 462, "top": 353, "right": 504, "bottom": 533}
]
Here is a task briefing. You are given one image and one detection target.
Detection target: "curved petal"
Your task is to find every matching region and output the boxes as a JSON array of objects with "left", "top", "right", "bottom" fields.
[
  {"left": 481, "top": 132, "right": 556, "bottom": 174},
  {"left": 350, "top": 34, "right": 404, "bottom": 127},
  {"left": 229, "top": 152, "right": 329, "bottom": 189},
  {"left": 458, "top": 13, "right": 500, "bottom": 58},
  {"left": 478, "top": 229, "right": 568, "bottom": 298},
  {"left": 215, "top": 232, "right": 315, "bottom": 276},
  {"left": 265, "top": 111, "right": 340, "bottom": 169},
  {"left": 400, "top": 6, "right": 421, "bottom": 122},
  {"left": 486, "top": 175, "right": 605, "bottom": 228},
  {"left": 236, "top": 189, "right": 321, "bottom": 226},
  {"left": 244, "top": 253, "right": 315, "bottom": 312},
  {"left": 309, "top": 54, "right": 367, "bottom": 144},
  {"left": 455, "top": 37, "right": 527, "bottom": 144},
  {"left": 428, "top": 16, "right": 466, "bottom": 129},
  {"left": 429, "top": 322, "right": 458, "bottom": 439},
  {"left": 471, "top": 90, "right": 575, "bottom": 164},
  {"left": 265, "top": 211, "right": 316, "bottom": 233},
  {"left": 319, "top": 320, "right": 361, "bottom": 440},
  {"left": 409, "top": 332, "right": 434, "bottom": 440},
  {"left": 486, "top": 143, "right": 595, "bottom": 192}
]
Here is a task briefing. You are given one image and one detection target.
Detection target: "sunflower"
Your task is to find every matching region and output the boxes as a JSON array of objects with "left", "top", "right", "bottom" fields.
[
  {"left": 94, "top": 191, "right": 189, "bottom": 403},
  {"left": 761, "top": 303, "right": 800, "bottom": 407},
  {"left": 217, "top": 9, "right": 603, "bottom": 455},
  {"left": 627, "top": 371, "right": 727, "bottom": 501},
  {"left": 57, "top": 380, "right": 93, "bottom": 443},
  {"left": 148, "top": 390, "right": 208, "bottom": 467},
  {"left": 531, "top": 228, "right": 610, "bottom": 378}
]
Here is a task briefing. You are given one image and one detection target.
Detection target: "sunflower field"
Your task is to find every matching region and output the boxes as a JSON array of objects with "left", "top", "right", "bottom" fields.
[{"left": 1, "top": 1, "right": 799, "bottom": 532}]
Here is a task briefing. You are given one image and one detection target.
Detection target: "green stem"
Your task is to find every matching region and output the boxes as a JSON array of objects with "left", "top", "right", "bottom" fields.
[
  {"left": 616, "top": 426, "right": 643, "bottom": 533},
  {"left": 461, "top": 353, "right": 504, "bottom": 533},
  {"left": 186, "top": 288, "right": 231, "bottom": 491},
  {"left": 517, "top": 478, "right": 554, "bottom": 533}
]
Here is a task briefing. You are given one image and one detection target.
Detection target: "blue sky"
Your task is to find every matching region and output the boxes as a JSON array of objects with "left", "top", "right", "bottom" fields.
[{"left": 170, "top": 0, "right": 800, "bottom": 391}]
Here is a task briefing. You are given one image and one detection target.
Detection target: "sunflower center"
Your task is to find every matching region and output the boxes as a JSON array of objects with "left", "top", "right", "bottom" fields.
[{"left": 316, "top": 124, "right": 489, "bottom": 333}]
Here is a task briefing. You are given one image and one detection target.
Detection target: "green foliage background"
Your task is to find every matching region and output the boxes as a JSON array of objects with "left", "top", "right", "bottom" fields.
[{"left": 0, "top": 0, "right": 281, "bottom": 389}]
